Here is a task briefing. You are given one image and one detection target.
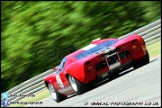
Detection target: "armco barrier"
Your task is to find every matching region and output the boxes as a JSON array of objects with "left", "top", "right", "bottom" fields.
[{"left": 1, "top": 19, "right": 161, "bottom": 103}]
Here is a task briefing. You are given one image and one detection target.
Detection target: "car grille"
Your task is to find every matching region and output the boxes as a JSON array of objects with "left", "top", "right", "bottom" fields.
[
  {"left": 96, "top": 61, "right": 107, "bottom": 71},
  {"left": 96, "top": 49, "right": 131, "bottom": 71},
  {"left": 106, "top": 53, "right": 120, "bottom": 70},
  {"left": 107, "top": 53, "right": 119, "bottom": 65},
  {"left": 119, "top": 50, "right": 131, "bottom": 59}
]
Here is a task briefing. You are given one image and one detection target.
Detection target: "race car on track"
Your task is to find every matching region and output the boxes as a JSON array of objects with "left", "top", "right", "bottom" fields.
[{"left": 44, "top": 34, "right": 149, "bottom": 102}]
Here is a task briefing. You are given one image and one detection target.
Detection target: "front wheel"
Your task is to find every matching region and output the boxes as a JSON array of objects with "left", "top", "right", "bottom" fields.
[
  {"left": 68, "top": 75, "right": 89, "bottom": 95},
  {"left": 48, "top": 83, "right": 67, "bottom": 102},
  {"left": 133, "top": 50, "right": 150, "bottom": 69}
]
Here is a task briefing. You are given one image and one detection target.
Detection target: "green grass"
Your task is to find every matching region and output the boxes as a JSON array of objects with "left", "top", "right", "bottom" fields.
[
  {"left": 147, "top": 40, "right": 161, "bottom": 58},
  {"left": 8, "top": 41, "right": 161, "bottom": 107}
]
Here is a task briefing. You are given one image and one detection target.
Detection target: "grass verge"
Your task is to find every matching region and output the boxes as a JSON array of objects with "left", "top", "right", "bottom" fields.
[{"left": 147, "top": 40, "right": 161, "bottom": 58}]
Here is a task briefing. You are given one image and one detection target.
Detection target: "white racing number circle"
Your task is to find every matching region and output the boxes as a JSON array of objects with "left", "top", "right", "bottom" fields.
[{"left": 56, "top": 75, "right": 64, "bottom": 88}]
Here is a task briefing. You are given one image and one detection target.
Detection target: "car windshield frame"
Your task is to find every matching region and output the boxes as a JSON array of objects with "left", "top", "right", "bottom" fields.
[{"left": 75, "top": 39, "right": 118, "bottom": 60}]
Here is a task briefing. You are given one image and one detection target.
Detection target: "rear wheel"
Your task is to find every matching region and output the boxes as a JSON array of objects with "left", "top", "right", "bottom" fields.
[
  {"left": 68, "top": 75, "right": 89, "bottom": 95},
  {"left": 48, "top": 83, "right": 67, "bottom": 102},
  {"left": 133, "top": 50, "right": 150, "bottom": 69}
]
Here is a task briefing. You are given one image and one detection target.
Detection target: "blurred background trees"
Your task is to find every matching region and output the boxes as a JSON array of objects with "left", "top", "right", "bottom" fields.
[{"left": 1, "top": 1, "right": 161, "bottom": 92}]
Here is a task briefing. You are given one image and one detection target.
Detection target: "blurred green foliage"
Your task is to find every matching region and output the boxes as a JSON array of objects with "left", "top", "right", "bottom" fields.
[{"left": 1, "top": 1, "right": 161, "bottom": 92}]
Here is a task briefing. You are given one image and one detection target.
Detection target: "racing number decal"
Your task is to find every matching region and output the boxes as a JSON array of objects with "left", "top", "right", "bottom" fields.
[{"left": 56, "top": 75, "right": 64, "bottom": 88}]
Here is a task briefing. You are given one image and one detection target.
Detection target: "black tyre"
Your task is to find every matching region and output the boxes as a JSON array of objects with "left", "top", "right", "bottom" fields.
[
  {"left": 133, "top": 50, "right": 150, "bottom": 69},
  {"left": 68, "top": 75, "right": 89, "bottom": 95},
  {"left": 48, "top": 83, "right": 67, "bottom": 102}
]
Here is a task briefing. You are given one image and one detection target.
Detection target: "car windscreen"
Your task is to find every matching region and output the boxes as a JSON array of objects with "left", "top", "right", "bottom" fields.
[
  {"left": 75, "top": 39, "right": 118, "bottom": 60},
  {"left": 58, "top": 57, "right": 67, "bottom": 72}
]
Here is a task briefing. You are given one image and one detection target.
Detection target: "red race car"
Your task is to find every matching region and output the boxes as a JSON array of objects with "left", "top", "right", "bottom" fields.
[{"left": 44, "top": 34, "right": 149, "bottom": 102}]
